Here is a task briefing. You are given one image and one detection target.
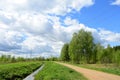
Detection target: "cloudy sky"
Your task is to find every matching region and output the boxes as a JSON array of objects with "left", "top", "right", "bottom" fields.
[{"left": 0, "top": 0, "right": 120, "bottom": 58}]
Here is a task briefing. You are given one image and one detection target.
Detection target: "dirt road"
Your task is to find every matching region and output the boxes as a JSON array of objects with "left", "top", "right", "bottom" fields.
[{"left": 56, "top": 62, "right": 120, "bottom": 80}]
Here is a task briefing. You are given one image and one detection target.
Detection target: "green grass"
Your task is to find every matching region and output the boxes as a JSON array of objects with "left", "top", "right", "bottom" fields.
[
  {"left": 35, "top": 61, "right": 87, "bottom": 80},
  {"left": 69, "top": 63, "right": 120, "bottom": 76},
  {"left": 0, "top": 61, "right": 43, "bottom": 80}
]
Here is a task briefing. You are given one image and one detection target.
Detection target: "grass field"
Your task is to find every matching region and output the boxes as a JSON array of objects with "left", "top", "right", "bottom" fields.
[
  {"left": 35, "top": 61, "right": 87, "bottom": 80},
  {"left": 72, "top": 63, "right": 120, "bottom": 76},
  {"left": 0, "top": 61, "right": 42, "bottom": 80}
]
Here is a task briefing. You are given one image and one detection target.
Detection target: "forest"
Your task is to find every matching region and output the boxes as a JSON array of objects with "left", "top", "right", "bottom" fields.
[{"left": 60, "top": 29, "right": 120, "bottom": 66}]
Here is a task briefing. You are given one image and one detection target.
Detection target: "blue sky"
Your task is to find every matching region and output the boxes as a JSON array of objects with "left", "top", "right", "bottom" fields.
[
  {"left": 0, "top": 0, "right": 120, "bottom": 57},
  {"left": 66, "top": 0, "right": 120, "bottom": 32}
]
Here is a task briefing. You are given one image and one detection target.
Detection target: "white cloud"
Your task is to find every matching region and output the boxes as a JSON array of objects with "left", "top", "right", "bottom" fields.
[
  {"left": 0, "top": 12, "right": 120, "bottom": 57},
  {"left": 0, "top": 29, "right": 22, "bottom": 51},
  {"left": 99, "top": 29, "right": 120, "bottom": 42},
  {"left": 111, "top": 0, "right": 120, "bottom": 5},
  {"left": 0, "top": 0, "right": 120, "bottom": 58},
  {"left": 0, "top": 0, "right": 94, "bottom": 15}
]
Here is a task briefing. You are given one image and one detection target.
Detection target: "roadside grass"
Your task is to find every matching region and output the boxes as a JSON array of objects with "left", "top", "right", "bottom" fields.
[
  {"left": 35, "top": 61, "right": 88, "bottom": 80},
  {"left": 66, "top": 62, "right": 120, "bottom": 76},
  {"left": 0, "top": 61, "right": 43, "bottom": 80},
  {"left": 79, "top": 64, "right": 120, "bottom": 76}
]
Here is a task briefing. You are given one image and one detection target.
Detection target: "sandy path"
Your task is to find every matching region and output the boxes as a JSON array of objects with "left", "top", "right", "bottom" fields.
[{"left": 56, "top": 62, "right": 120, "bottom": 80}]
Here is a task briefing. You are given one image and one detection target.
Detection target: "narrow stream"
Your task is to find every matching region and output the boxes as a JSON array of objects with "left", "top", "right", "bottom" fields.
[{"left": 23, "top": 64, "right": 44, "bottom": 80}]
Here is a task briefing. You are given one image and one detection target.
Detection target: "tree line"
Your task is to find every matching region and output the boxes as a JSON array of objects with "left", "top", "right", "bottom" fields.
[
  {"left": 60, "top": 29, "right": 120, "bottom": 66},
  {"left": 0, "top": 55, "right": 58, "bottom": 63},
  {"left": 0, "top": 55, "right": 46, "bottom": 63}
]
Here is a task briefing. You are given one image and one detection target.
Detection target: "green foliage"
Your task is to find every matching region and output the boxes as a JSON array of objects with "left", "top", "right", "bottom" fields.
[
  {"left": 69, "top": 29, "right": 94, "bottom": 64},
  {"left": 69, "top": 33, "right": 81, "bottom": 63},
  {"left": 60, "top": 29, "right": 120, "bottom": 66},
  {"left": 113, "top": 50, "right": 120, "bottom": 66},
  {"left": 0, "top": 62, "right": 42, "bottom": 80},
  {"left": 95, "top": 43, "right": 104, "bottom": 63},
  {"left": 35, "top": 62, "right": 87, "bottom": 80},
  {"left": 47, "top": 57, "right": 58, "bottom": 61},
  {"left": 99, "top": 45, "right": 113, "bottom": 64},
  {"left": 60, "top": 43, "right": 70, "bottom": 61},
  {"left": 0, "top": 55, "right": 46, "bottom": 63},
  {"left": 76, "top": 64, "right": 120, "bottom": 76},
  {"left": 0, "top": 55, "right": 16, "bottom": 63},
  {"left": 113, "top": 46, "right": 120, "bottom": 51}
]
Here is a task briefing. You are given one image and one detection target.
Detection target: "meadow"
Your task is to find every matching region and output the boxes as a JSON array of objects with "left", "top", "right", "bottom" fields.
[
  {"left": 0, "top": 61, "right": 42, "bottom": 80},
  {"left": 35, "top": 61, "right": 87, "bottom": 80}
]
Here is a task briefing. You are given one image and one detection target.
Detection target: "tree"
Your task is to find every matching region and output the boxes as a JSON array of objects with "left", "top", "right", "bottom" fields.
[
  {"left": 10, "top": 56, "right": 16, "bottom": 62},
  {"left": 94, "top": 43, "right": 104, "bottom": 63},
  {"left": 69, "top": 29, "right": 94, "bottom": 64},
  {"left": 79, "top": 30, "right": 94, "bottom": 63},
  {"left": 106, "top": 44, "right": 113, "bottom": 63},
  {"left": 113, "top": 46, "right": 120, "bottom": 51},
  {"left": 113, "top": 50, "right": 120, "bottom": 66},
  {"left": 99, "top": 45, "right": 113, "bottom": 64},
  {"left": 92, "top": 44, "right": 98, "bottom": 63},
  {"left": 60, "top": 43, "right": 70, "bottom": 61},
  {"left": 69, "top": 33, "right": 80, "bottom": 63}
]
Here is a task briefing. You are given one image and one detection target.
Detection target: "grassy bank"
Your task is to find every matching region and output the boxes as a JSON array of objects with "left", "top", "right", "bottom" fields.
[
  {"left": 35, "top": 61, "right": 87, "bottom": 80},
  {"left": 0, "top": 61, "right": 42, "bottom": 80},
  {"left": 66, "top": 62, "right": 120, "bottom": 76}
]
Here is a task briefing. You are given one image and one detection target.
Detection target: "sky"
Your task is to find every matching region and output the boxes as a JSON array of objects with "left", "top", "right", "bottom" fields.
[{"left": 0, "top": 0, "right": 120, "bottom": 58}]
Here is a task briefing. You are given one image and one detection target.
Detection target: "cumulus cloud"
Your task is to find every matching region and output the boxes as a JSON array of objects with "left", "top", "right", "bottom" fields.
[
  {"left": 99, "top": 29, "right": 120, "bottom": 42},
  {"left": 0, "top": 0, "right": 94, "bottom": 15},
  {"left": 0, "top": 29, "right": 22, "bottom": 51},
  {"left": 0, "top": 12, "right": 120, "bottom": 57},
  {"left": 111, "top": 0, "right": 120, "bottom": 5},
  {"left": 0, "top": 0, "right": 120, "bottom": 57}
]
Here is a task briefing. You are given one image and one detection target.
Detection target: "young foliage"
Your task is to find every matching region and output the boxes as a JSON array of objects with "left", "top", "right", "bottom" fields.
[
  {"left": 60, "top": 43, "right": 70, "bottom": 61},
  {"left": 69, "top": 29, "right": 94, "bottom": 64}
]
